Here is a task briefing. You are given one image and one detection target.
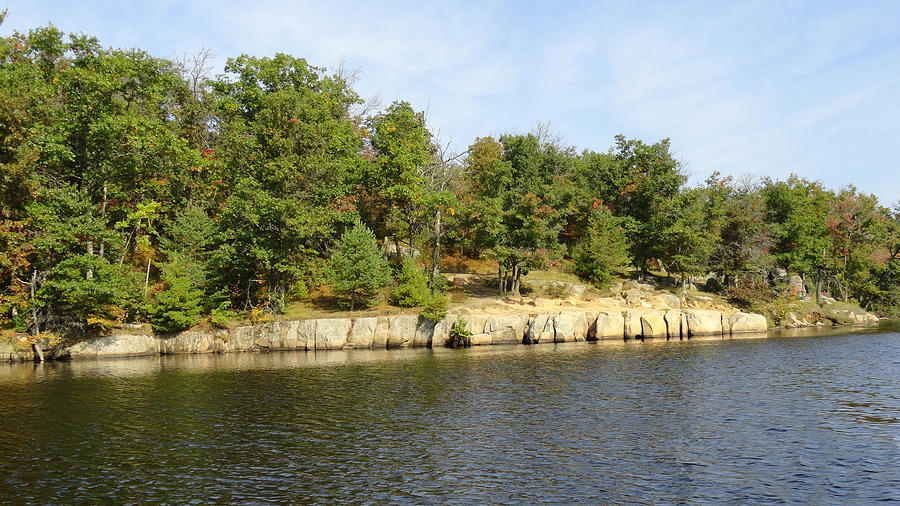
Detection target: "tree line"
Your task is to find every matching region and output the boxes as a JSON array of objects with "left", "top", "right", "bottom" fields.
[{"left": 1, "top": 20, "right": 898, "bottom": 341}]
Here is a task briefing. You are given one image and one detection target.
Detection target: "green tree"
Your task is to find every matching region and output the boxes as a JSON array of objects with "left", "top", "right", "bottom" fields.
[
  {"left": 572, "top": 206, "right": 630, "bottom": 288},
  {"left": 391, "top": 257, "right": 430, "bottom": 307},
  {"left": 608, "top": 135, "right": 685, "bottom": 277},
  {"left": 363, "top": 101, "right": 432, "bottom": 249},
  {"left": 710, "top": 183, "right": 773, "bottom": 287},
  {"left": 462, "top": 134, "right": 568, "bottom": 294},
  {"left": 330, "top": 221, "right": 391, "bottom": 310},
  {"left": 211, "top": 53, "right": 364, "bottom": 312},
  {"left": 763, "top": 176, "right": 832, "bottom": 302},
  {"left": 150, "top": 257, "right": 204, "bottom": 333},
  {"left": 825, "top": 186, "right": 884, "bottom": 303},
  {"left": 656, "top": 178, "right": 727, "bottom": 290}
]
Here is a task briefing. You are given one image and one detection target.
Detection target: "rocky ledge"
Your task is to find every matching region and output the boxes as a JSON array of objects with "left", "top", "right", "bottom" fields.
[{"left": 2, "top": 308, "right": 769, "bottom": 362}]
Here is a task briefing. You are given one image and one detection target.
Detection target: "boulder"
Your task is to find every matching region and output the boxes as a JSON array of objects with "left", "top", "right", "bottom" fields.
[
  {"left": 431, "top": 314, "right": 458, "bottom": 348},
  {"left": 594, "top": 311, "right": 625, "bottom": 339},
  {"left": 383, "top": 238, "right": 420, "bottom": 259},
  {"left": 254, "top": 320, "right": 306, "bottom": 350},
  {"left": 624, "top": 311, "right": 644, "bottom": 338},
  {"left": 624, "top": 289, "right": 643, "bottom": 307},
  {"left": 783, "top": 311, "right": 810, "bottom": 328},
  {"left": 66, "top": 333, "right": 159, "bottom": 358},
  {"left": 283, "top": 320, "right": 317, "bottom": 350},
  {"left": 553, "top": 312, "right": 589, "bottom": 342},
  {"left": 787, "top": 275, "right": 806, "bottom": 298},
  {"left": 684, "top": 310, "right": 723, "bottom": 336},
  {"left": 385, "top": 315, "right": 419, "bottom": 348},
  {"left": 570, "top": 284, "right": 587, "bottom": 298},
  {"left": 664, "top": 310, "right": 683, "bottom": 339},
  {"left": 162, "top": 330, "right": 220, "bottom": 354},
  {"left": 315, "top": 318, "right": 352, "bottom": 349},
  {"left": 855, "top": 313, "right": 879, "bottom": 324},
  {"left": 346, "top": 317, "right": 377, "bottom": 348},
  {"left": 583, "top": 311, "right": 599, "bottom": 340},
  {"left": 470, "top": 333, "right": 492, "bottom": 346},
  {"left": 526, "top": 313, "right": 555, "bottom": 344},
  {"left": 640, "top": 310, "right": 668, "bottom": 338},
  {"left": 487, "top": 314, "right": 529, "bottom": 345},
  {"left": 622, "top": 280, "right": 654, "bottom": 291},
  {"left": 413, "top": 318, "right": 436, "bottom": 347},
  {"left": 0, "top": 341, "right": 36, "bottom": 362},
  {"left": 653, "top": 293, "right": 682, "bottom": 309},
  {"left": 461, "top": 315, "right": 488, "bottom": 335},
  {"left": 525, "top": 314, "right": 551, "bottom": 343},
  {"left": 724, "top": 312, "right": 768, "bottom": 333},
  {"left": 373, "top": 317, "right": 391, "bottom": 348}
]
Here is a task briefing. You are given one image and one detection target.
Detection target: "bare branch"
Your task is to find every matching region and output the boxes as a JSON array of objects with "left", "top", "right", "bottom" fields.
[
  {"left": 175, "top": 46, "right": 217, "bottom": 99},
  {"left": 531, "top": 120, "right": 563, "bottom": 150}
]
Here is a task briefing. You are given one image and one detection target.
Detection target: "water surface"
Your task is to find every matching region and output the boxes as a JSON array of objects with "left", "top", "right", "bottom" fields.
[{"left": 1, "top": 323, "right": 899, "bottom": 503}]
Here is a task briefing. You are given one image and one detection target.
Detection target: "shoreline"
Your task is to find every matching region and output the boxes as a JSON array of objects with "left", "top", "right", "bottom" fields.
[{"left": 0, "top": 307, "right": 832, "bottom": 363}]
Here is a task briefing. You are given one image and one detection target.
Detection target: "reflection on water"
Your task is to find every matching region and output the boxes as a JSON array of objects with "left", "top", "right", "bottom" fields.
[{"left": 1, "top": 322, "right": 898, "bottom": 503}]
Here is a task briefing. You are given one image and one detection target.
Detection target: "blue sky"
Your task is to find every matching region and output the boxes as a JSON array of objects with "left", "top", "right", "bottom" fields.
[{"left": 3, "top": 1, "right": 899, "bottom": 205}]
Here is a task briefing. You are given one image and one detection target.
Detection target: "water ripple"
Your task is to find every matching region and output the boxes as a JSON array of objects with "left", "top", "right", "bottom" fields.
[{"left": 1, "top": 325, "right": 899, "bottom": 503}]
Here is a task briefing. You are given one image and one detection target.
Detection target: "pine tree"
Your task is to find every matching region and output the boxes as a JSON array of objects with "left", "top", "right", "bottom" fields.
[
  {"left": 330, "top": 222, "right": 392, "bottom": 310},
  {"left": 572, "top": 207, "right": 631, "bottom": 288},
  {"left": 150, "top": 257, "right": 205, "bottom": 333}
]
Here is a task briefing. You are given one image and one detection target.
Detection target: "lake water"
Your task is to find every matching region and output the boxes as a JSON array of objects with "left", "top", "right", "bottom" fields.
[{"left": 1, "top": 323, "right": 898, "bottom": 503}]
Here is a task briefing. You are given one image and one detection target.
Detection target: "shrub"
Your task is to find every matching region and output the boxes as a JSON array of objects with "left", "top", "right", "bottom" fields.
[
  {"left": 725, "top": 281, "right": 772, "bottom": 309},
  {"left": 422, "top": 293, "right": 448, "bottom": 322},
  {"left": 704, "top": 277, "right": 722, "bottom": 293},
  {"left": 210, "top": 301, "right": 237, "bottom": 329},
  {"left": 448, "top": 319, "right": 472, "bottom": 348},
  {"left": 392, "top": 257, "right": 430, "bottom": 307}
]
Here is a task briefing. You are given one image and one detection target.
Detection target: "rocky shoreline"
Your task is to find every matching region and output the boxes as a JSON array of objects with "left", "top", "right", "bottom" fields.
[{"left": 1, "top": 308, "right": 771, "bottom": 363}]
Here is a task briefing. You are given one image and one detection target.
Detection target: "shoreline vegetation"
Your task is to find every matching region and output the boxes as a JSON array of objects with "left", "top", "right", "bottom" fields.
[{"left": 1, "top": 16, "right": 897, "bottom": 361}]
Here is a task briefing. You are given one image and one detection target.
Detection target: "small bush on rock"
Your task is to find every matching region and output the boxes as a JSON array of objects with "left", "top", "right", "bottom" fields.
[{"left": 448, "top": 320, "right": 472, "bottom": 348}]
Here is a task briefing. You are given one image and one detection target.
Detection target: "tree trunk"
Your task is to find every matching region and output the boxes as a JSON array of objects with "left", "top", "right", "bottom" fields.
[
  {"left": 408, "top": 217, "right": 415, "bottom": 259},
  {"left": 430, "top": 209, "right": 441, "bottom": 282},
  {"left": 144, "top": 257, "right": 152, "bottom": 296},
  {"left": 498, "top": 264, "right": 504, "bottom": 294},
  {"left": 512, "top": 264, "right": 522, "bottom": 296},
  {"left": 31, "top": 342, "right": 44, "bottom": 363},
  {"left": 29, "top": 270, "right": 40, "bottom": 336},
  {"left": 86, "top": 240, "right": 94, "bottom": 279},
  {"left": 99, "top": 183, "right": 107, "bottom": 258},
  {"left": 815, "top": 268, "right": 824, "bottom": 306},
  {"left": 27, "top": 270, "right": 44, "bottom": 362}
]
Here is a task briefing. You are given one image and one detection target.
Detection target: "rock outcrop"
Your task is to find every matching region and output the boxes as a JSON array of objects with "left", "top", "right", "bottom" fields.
[
  {"left": 724, "top": 312, "right": 769, "bottom": 333},
  {"left": 684, "top": 309, "right": 724, "bottom": 336},
  {"left": 640, "top": 310, "right": 668, "bottom": 338},
  {"left": 0, "top": 307, "right": 790, "bottom": 363},
  {"left": 595, "top": 311, "right": 626, "bottom": 340}
]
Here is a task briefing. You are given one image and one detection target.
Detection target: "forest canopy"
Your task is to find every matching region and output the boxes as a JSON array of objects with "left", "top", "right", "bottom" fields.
[{"left": 1, "top": 20, "right": 898, "bottom": 341}]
